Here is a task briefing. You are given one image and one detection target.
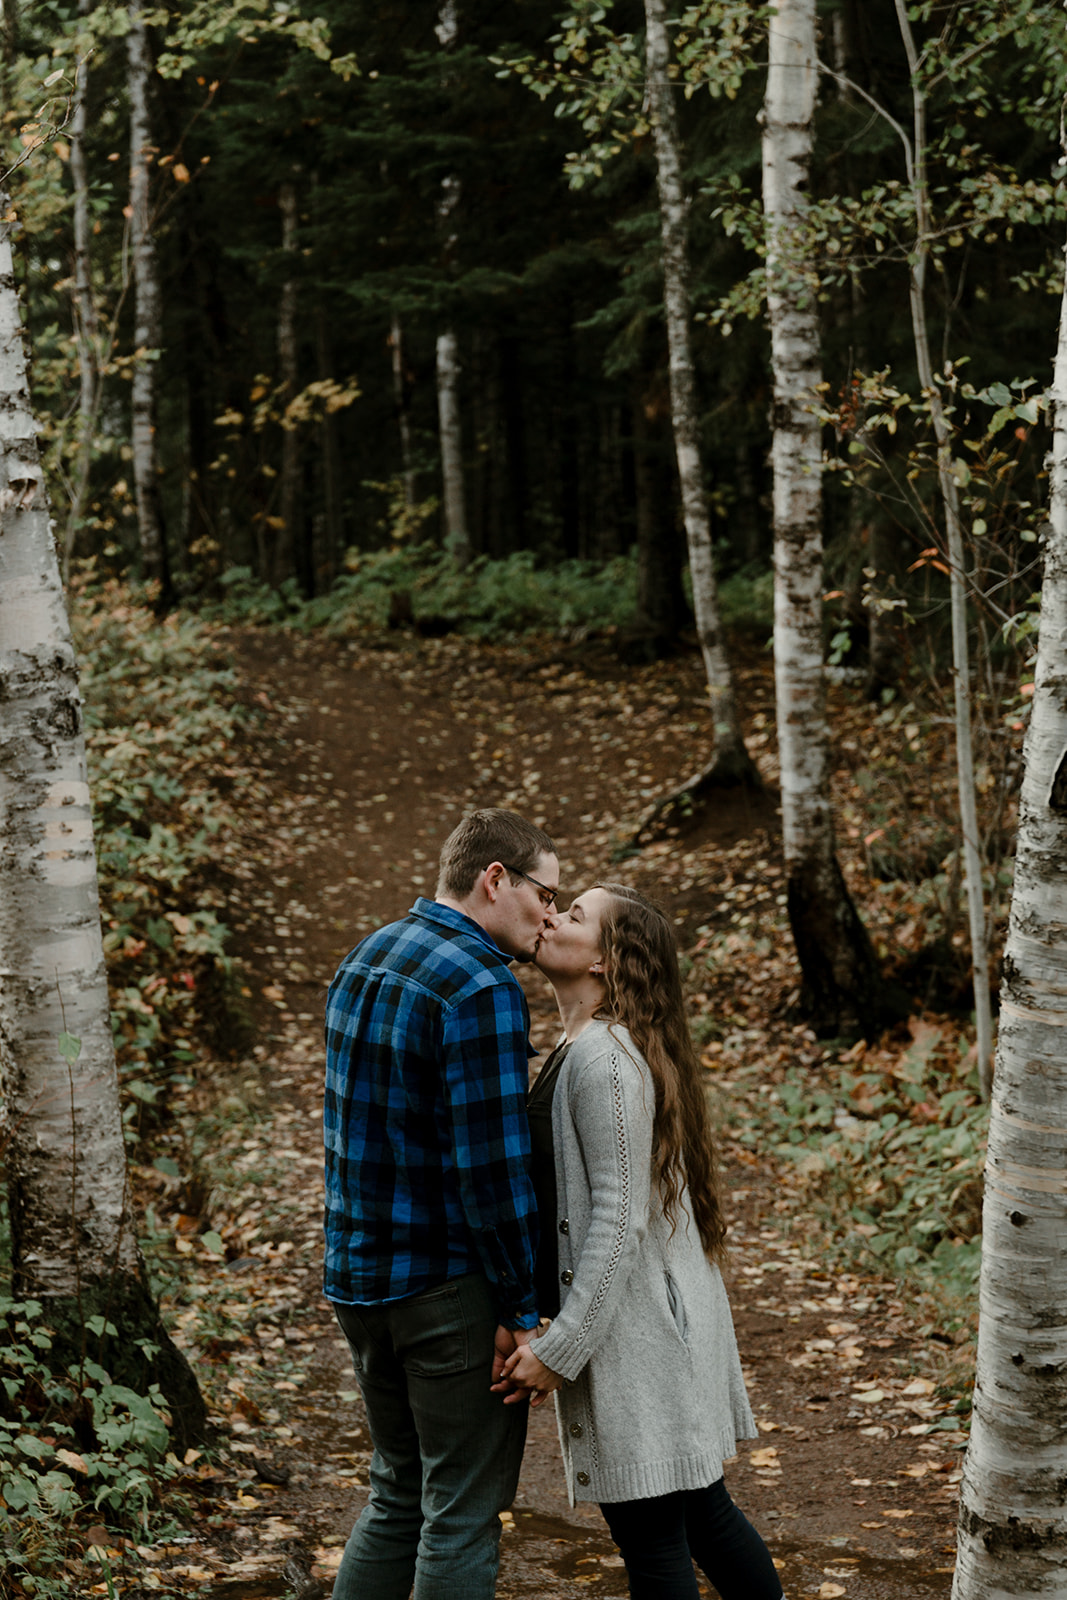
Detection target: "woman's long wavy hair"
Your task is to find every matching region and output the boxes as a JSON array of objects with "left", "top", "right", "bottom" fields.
[{"left": 594, "top": 884, "right": 726, "bottom": 1263}]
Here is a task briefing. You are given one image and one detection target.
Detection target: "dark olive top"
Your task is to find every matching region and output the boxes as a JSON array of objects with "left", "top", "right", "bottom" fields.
[{"left": 526, "top": 1040, "right": 571, "bottom": 1318}]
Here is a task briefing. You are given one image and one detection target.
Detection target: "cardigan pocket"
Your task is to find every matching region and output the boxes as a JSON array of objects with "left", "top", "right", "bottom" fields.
[{"left": 663, "top": 1270, "right": 689, "bottom": 1343}]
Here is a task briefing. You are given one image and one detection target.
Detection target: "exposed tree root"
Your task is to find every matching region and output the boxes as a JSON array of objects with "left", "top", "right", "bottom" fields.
[
  {"left": 625, "top": 747, "right": 763, "bottom": 848},
  {"left": 787, "top": 857, "right": 911, "bottom": 1039},
  {"left": 38, "top": 1274, "right": 206, "bottom": 1451}
]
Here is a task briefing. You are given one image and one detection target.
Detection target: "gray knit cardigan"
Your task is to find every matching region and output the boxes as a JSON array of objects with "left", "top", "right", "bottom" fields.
[{"left": 532, "top": 1020, "right": 756, "bottom": 1506}]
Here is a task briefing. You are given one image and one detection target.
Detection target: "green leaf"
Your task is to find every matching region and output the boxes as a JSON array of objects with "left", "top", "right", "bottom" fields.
[
  {"left": 58, "top": 1032, "right": 82, "bottom": 1065},
  {"left": 2, "top": 1473, "right": 38, "bottom": 1511},
  {"left": 15, "top": 1433, "right": 54, "bottom": 1460},
  {"left": 200, "top": 1231, "right": 225, "bottom": 1256}
]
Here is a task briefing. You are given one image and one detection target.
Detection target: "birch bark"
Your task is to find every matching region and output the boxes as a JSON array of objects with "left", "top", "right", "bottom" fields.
[
  {"left": 644, "top": 0, "right": 752, "bottom": 781},
  {"left": 390, "top": 311, "right": 417, "bottom": 510},
  {"left": 275, "top": 177, "right": 299, "bottom": 588},
  {"left": 0, "top": 202, "right": 202, "bottom": 1442},
  {"left": 63, "top": 3, "right": 97, "bottom": 581},
  {"left": 894, "top": 0, "right": 992, "bottom": 1093},
  {"left": 436, "top": 322, "right": 468, "bottom": 562},
  {"left": 950, "top": 195, "right": 1067, "bottom": 1600},
  {"left": 763, "top": 0, "right": 886, "bottom": 1030},
  {"left": 127, "top": 4, "right": 171, "bottom": 596},
  {"left": 436, "top": 0, "right": 470, "bottom": 566}
]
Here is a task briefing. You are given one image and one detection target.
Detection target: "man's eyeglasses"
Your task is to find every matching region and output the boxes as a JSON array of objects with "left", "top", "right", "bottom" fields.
[{"left": 502, "top": 865, "right": 558, "bottom": 909}]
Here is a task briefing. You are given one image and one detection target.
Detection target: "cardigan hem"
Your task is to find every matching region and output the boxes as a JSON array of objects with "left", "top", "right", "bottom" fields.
[{"left": 566, "top": 1427, "right": 754, "bottom": 1506}]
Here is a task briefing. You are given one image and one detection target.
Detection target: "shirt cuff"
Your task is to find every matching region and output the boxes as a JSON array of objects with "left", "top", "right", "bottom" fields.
[{"left": 505, "top": 1310, "right": 541, "bottom": 1332}]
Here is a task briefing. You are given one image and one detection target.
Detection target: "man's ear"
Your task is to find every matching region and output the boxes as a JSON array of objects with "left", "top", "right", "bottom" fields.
[{"left": 483, "top": 862, "right": 506, "bottom": 902}]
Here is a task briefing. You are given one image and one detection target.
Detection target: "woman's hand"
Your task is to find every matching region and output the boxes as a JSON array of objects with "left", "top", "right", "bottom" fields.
[{"left": 494, "top": 1338, "right": 563, "bottom": 1407}]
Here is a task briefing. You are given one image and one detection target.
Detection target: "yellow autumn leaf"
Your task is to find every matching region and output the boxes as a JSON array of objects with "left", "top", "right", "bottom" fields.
[
  {"left": 819, "top": 1586, "right": 846, "bottom": 1598},
  {"left": 173, "top": 162, "right": 191, "bottom": 182},
  {"left": 750, "top": 1447, "right": 779, "bottom": 1467}
]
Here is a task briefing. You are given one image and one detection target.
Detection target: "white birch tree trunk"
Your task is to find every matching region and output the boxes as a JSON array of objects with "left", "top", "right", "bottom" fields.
[
  {"left": 275, "top": 177, "right": 299, "bottom": 588},
  {"left": 435, "top": 0, "right": 470, "bottom": 566},
  {"left": 63, "top": 2, "right": 97, "bottom": 581},
  {"left": 127, "top": 4, "right": 170, "bottom": 595},
  {"left": 0, "top": 201, "right": 202, "bottom": 1441},
  {"left": 644, "top": 0, "right": 751, "bottom": 780},
  {"left": 895, "top": 0, "right": 992, "bottom": 1094},
  {"left": 951, "top": 201, "right": 1067, "bottom": 1600},
  {"left": 764, "top": 0, "right": 887, "bottom": 1029},
  {"left": 436, "top": 320, "right": 469, "bottom": 562}
]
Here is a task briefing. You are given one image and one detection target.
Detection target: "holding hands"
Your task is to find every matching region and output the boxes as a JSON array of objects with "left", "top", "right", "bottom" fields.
[{"left": 491, "top": 1325, "right": 563, "bottom": 1408}]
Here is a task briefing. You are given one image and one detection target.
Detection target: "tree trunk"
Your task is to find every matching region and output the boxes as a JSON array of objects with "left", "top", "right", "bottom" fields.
[
  {"left": 644, "top": 0, "right": 754, "bottom": 784},
  {"left": 436, "top": 324, "right": 469, "bottom": 563},
  {"left": 623, "top": 390, "right": 689, "bottom": 661},
  {"left": 763, "top": 0, "right": 889, "bottom": 1033},
  {"left": 389, "top": 310, "right": 417, "bottom": 511},
  {"left": 950, "top": 200, "right": 1067, "bottom": 1600},
  {"left": 316, "top": 304, "right": 342, "bottom": 583},
  {"left": 275, "top": 176, "right": 300, "bottom": 589},
  {"left": 895, "top": 0, "right": 992, "bottom": 1093},
  {"left": 0, "top": 202, "right": 203, "bottom": 1447},
  {"left": 435, "top": 0, "right": 470, "bottom": 567},
  {"left": 500, "top": 330, "right": 527, "bottom": 556},
  {"left": 62, "top": 0, "right": 96, "bottom": 583},
  {"left": 127, "top": 5, "right": 171, "bottom": 600}
]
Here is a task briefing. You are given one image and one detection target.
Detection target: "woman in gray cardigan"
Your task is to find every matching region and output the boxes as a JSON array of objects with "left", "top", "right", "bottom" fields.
[{"left": 497, "top": 883, "right": 783, "bottom": 1600}]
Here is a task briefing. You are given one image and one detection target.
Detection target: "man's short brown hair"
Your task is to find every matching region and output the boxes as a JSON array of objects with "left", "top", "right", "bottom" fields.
[{"left": 436, "top": 808, "right": 557, "bottom": 899}]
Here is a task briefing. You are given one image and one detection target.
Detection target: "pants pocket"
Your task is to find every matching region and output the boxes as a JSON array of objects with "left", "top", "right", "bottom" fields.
[{"left": 401, "top": 1279, "right": 474, "bottom": 1376}]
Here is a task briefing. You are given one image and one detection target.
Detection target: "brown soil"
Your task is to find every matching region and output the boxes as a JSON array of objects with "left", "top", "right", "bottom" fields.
[{"left": 164, "top": 627, "right": 959, "bottom": 1600}]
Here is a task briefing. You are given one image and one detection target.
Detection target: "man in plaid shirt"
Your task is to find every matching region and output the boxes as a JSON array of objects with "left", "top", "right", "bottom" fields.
[{"left": 325, "top": 809, "right": 559, "bottom": 1600}]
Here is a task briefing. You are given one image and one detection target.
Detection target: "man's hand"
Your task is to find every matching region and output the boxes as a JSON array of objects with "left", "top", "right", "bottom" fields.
[
  {"left": 492, "top": 1325, "right": 517, "bottom": 1387},
  {"left": 491, "top": 1325, "right": 543, "bottom": 1400}
]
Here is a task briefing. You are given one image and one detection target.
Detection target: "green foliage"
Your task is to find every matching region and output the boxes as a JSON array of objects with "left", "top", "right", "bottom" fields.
[
  {"left": 716, "top": 564, "right": 774, "bottom": 634},
  {"left": 495, "top": 0, "right": 766, "bottom": 187},
  {"left": 729, "top": 1026, "right": 988, "bottom": 1279},
  {"left": 0, "top": 1297, "right": 180, "bottom": 1596},
  {"left": 71, "top": 572, "right": 253, "bottom": 1102},
  {"left": 203, "top": 546, "right": 640, "bottom": 640}
]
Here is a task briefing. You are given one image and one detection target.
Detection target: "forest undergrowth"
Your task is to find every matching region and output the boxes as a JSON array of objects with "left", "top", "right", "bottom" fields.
[{"left": 0, "top": 570, "right": 1001, "bottom": 1596}]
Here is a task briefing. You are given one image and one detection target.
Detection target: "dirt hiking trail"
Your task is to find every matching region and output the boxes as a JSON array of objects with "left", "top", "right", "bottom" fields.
[{"left": 158, "top": 628, "right": 963, "bottom": 1600}]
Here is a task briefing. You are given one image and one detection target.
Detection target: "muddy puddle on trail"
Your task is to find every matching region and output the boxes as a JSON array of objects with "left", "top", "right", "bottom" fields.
[{"left": 497, "top": 1508, "right": 954, "bottom": 1599}]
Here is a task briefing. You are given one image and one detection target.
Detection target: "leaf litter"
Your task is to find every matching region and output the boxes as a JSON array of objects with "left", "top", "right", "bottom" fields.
[{"left": 106, "top": 627, "right": 979, "bottom": 1598}]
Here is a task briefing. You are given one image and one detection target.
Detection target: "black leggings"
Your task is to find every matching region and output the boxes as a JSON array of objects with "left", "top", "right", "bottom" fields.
[{"left": 600, "top": 1479, "right": 783, "bottom": 1600}]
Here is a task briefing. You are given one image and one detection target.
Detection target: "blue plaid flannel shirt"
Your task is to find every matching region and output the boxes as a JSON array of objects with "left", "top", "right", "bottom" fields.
[{"left": 323, "top": 897, "right": 540, "bottom": 1330}]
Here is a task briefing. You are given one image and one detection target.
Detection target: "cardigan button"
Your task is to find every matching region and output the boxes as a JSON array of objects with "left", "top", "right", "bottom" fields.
[
  {"left": 576, "top": 1471, "right": 590, "bottom": 1486},
  {"left": 569, "top": 1422, "right": 583, "bottom": 1438},
  {"left": 559, "top": 1219, "right": 569, "bottom": 1234},
  {"left": 560, "top": 1269, "right": 574, "bottom": 1286}
]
